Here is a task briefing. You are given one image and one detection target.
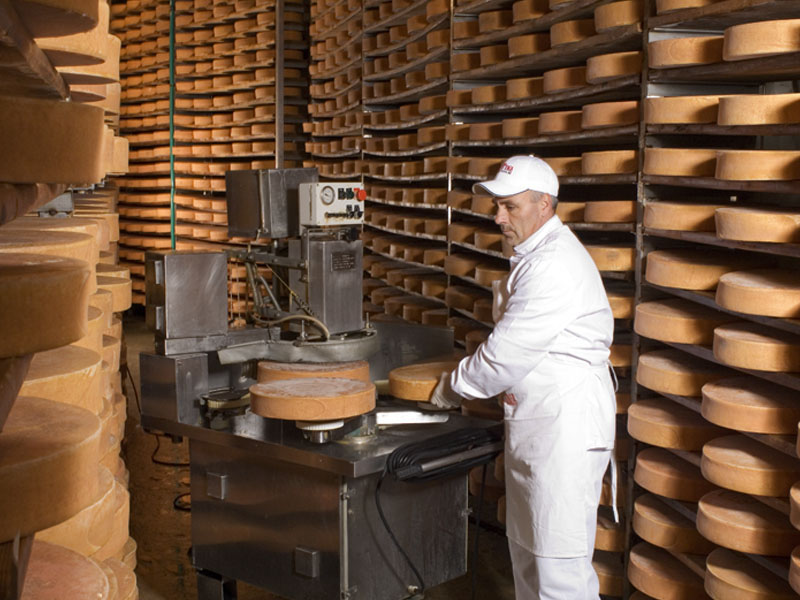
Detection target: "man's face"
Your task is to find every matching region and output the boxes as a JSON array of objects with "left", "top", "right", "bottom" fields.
[{"left": 493, "top": 190, "right": 553, "bottom": 247}]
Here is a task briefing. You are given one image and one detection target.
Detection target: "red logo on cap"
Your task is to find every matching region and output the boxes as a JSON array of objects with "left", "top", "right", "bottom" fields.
[{"left": 500, "top": 163, "right": 514, "bottom": 174}]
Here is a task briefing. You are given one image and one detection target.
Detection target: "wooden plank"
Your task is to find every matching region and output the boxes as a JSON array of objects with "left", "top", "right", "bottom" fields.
[
  {"left": 643, "top": 227, "right": 800, "bottom": 259},
  {"left": 649, "top": 51, "right": 800, "bottom": 84},
  {"left": 649, "top": 0, "right": 800, "bottom": 31}
]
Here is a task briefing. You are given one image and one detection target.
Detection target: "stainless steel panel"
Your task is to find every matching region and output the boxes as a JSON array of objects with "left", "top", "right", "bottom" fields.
[
  {"left": 145, "top": 251, "right": 228, "bottom": 340},
  {"left": 140, "top": 353, "right": 208, "bottom": 425},
  {"left": 191, "top": 440, "right": 341, "bottom": 599},
  {"left": 225, "top": 168, "right": 318, "bottom": 239},
  {"left": 367, "top": 321, "right": 455, "bottom": 381}
]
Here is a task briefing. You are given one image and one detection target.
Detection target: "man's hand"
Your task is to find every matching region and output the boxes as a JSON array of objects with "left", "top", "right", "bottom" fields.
[{"left": 429, "top": 372, "right": 462, "bottom": 409}]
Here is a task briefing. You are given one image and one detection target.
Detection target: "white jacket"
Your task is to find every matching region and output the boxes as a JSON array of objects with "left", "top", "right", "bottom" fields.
[{"left": 451, "top": 215, "right": 616, "bottom": 557}]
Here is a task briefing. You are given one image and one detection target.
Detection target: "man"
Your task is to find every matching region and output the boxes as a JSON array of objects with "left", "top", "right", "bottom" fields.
[{"left": 431, "top": 155, "right": 616, "bottom": 600}]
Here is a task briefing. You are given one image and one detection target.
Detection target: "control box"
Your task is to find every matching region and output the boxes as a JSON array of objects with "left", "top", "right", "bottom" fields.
[{"left": 298, "top": 182, "right": 366, "bottom": 227}]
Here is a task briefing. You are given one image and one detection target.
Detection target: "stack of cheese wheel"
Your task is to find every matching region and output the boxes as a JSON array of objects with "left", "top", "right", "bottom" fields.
[{"left": 251, "top": 360, "right": 375, "bottom": 422}]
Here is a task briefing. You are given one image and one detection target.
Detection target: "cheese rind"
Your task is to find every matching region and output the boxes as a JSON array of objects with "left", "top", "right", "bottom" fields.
[
  {"left": 702, "top": 376, "right": 800, "bottom": 434},
  {"left": 633, "top": 493, "right": 715, "bottom": 554},
  {"left": 718, "top": 93, "right": 800, "bottom": 125},
  {"left": 643, "top": 201, "right": 724, "bottom": 231},
  {"left": 257, "top": 360, "right": 370, "bottom": 383},
  {"left": 585, "top": 245, "right": 635, "bottom": 271},
  {"left": 716, "top": 150, "right": 800, "bottom": 181},
  {"left": 581, "top": 100, "right": 638, "bottom": 129},
  {"left": 723, "top": 19, "right": 800, "bottom": 61},
  {"left": 644, "top": 248, "right": 754, "bottom": 290},
  {"left": 714, "top": 322, "right": 800, "bottom": 372},
  {"left": 628, "top": 542, "right": 708, "bottom": 599},
  {"left": 583, "top": 200, "right": 636, "bottom": 223},
  {"left": 716, "top": 269, "right": 800, "bottom": 318},
  {"left": 715, "top": 206, "right": 800, "bottom": 242},
  {"left": 250, "top": 377, "right": 376, "bottom": 420},
  {"left": 542, "top": 66, "right": 586, "bottom": 94},
  {"left": 634, "top": 447, "right": 716, "bottom": 501},
  {"left": 644, "top": 95, "right": 721, "bottom": 124},
  {"left": 585, "top": 51, "right": 641, "bottom": 83},
  {"left": 20, "top": 540, "right": 110, "bottom": 600},
  {"left": 594, "top": 0, "right": 642, "bottom": 32},
  {"left": 643, "top": 147, "right": 717, "bottom": 177},
  {"left": 581, "top": 150, "right": 637, "bottom": 174},
  {"left": 648, "top": 36, "right": 724, "bottom": 69},
  {"left": 627, "top": 397, "right": 726, "bottom": 450},
  {"left": 707, "top": 547, "right": 798, "bottom": 600},
  {"left": 637, "top": 348, "right": 731, "bottom": 397},
  {"left": 389, "top": 361, "right": 459, "bottom": 401},
  {"left": 634, "top": 298, "right": 732, "bottom": 345}
]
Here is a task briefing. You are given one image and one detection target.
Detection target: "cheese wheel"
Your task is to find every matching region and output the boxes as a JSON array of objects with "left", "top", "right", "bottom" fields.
[
  {"left": 0, "top": 253, "right": 92, "bottom": 358},
  {"left": 538, "top": 110, "right": 582, "bottom": 133},
  {"left": 257, "top": 360, "right": 370, "bottom": 383},
  {"left": 36, "top": 466, "right": 116, "bottom": 555},
  {"left": 607, "top": 290, "right": 634, "bottom": 319},
  {"left": 628, "top": 542, "right": 709, "bottom": 599},
  {"left": 716, "top": 269, "right": 800, "bottom": 318},
  {"left": 472, "top": 85, "right": 506, "bottom": 105},
  {"left": 593, "top": 550, "right": 623, "bottom": 596},
  {"left": 0, "top": 396, "right": 101, "bottom": 540},
  {"left": 544, "top": 157, "right": 582, "bottom": 176},
  {"left": 634, "top": 298, "right": 732, "bottom": 345},
  {"left": 716, "top": 150, "right": 800, "bottom": 181},
  {"left": 637, "top": 349, "right": 731, "bottom": 397},
  {"left": 585, "top": 51, "right": 641, "bottom": 83},
  {"left": 543, "top": 66, "right": 586, "bottom": 94},
  {"left": 469, "top": 122, "right": 503, "bottom": 140},
  {"left": 389, "top": 360, "right": 459, "bottom": 401},
  {"left": 454, "top": 20, "right": 479, "bottom": 39},
  {"left": 702, "top": 376, "right": 800, "bottom": 434},
  {"left": 702, "top": 434, "right": 800, "bottom": 496},
  {"left": 706, "top": 547, "right": 798, "bottom": 600},
  {"left": 718, "top": 93, "right": 800, "bottom": 125},
  {"left": 445, "top": 286, "right": 489, "bottom": 311},
  {"left": 633, "top": 493, "right": 715, "bottom": 554},
  {"left": 250, "top": 378, "right": 375, "bottom": 421},
  {"left": 419, "top": 94, "right": 447, "bottom": 114},
  {"left": 643, "top": 201, "right": 724, "bottom": 231},
  {"left": 714, "top": 322, "right": 800, "bottom": 372},
  {"left": 595, "top": 507, "right": 625, "bottom": 551},
  {"left": 649, "top": 36, "right": 724, "bottom": 69},
  {"left": 480, "top": 44, "right": 509, "bottom": 66},
  {"left": 610, "top": 343, "right": 632, "bottom": 367},
  {"left": 103, "top": 558, "right": 136, "bottom": 600},
  {"left": 19, "top": 344, "right": 103, "bottom": 414},
  {"left": 119, "top": 537, "right": 137, "bottom": 570},
  {"left": 792, "top": 482, "right": 800, "bottom": 528},
  {"left": 475, "top": 264, "right": 508, "bottom": 286},
  {"left": 4, "top": 216, "right": 109, "bottom": 252},
  {"left": 715, "top": 206, "right": 800, "bottom": 242},
  {"left": 697, "top": 489, "right": 800, "bottom": 555},
  {"left": 645, "top": 248, "right": 753, "bottom": 290},
  {"left": 89, "top": 479, "right": 129, "bottom": 561},
  {"left": 723, "top": 19, "right": 800, "bottom": 61},
  {"left": 478, "top": 10, "right": 512, "bottom": 32},
  {"left": 644, "top": 95, "right": 721, "bottom": 124},
  {"left": 628, "top": 397, "right": 726, "bottom": 450},
  {"left": 634, "top": 447, "right": 717, "bottom": 501},
  {"left": 594, "top": 0, "right": 642, "bottom": 32},
  {"left": 512, "top": 0, "right": 548, "bottom": 22},
  {"left": 585, "top": 245, "right": 634, "bottom": 271},
  {"left": 556, "top": 201, "right": 586, "bottom": 222},
  {"left": 656, "top": 0, "right": 715, "bottom": 12},
  {"left": 581, "top": 100, "right": 639, "bottom": 129},
  {"left": 20, "top": 541, "right": 109, "bottom": 600},
  {"left": 501, "top": 117, "right": 539, "bottom": 138},
  {"left": 583, "top": 200, "right": 636, "bottom": 223},
  {"left": 643, "top": 147, "right": 717, "bottom": 177},
  {"left": 508, "top": 33, "right": 550, "bottom": 57},
  {"left": 549, "top": 19, "right": 595, "bottom": 46},
  {"left": 581, "top": 150, "right": 637, "bottom": 174},
  {"left": 0, "top": 96, "right": 105, "bottom": 184},
  {"left": 506, "top": 76, "right": 544, "bottom": 99}
]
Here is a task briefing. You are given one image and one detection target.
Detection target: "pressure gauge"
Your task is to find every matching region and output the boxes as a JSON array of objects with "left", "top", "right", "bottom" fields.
[{"left": 320, "top": 185, "right": 336, "bottom": 205}]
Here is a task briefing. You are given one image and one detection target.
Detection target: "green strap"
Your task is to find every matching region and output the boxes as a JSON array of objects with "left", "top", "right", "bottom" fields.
[{"left": 168, "top": 0, "right": 176, "bottom": 249}]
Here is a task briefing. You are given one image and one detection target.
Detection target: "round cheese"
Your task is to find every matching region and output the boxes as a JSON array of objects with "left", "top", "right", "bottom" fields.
[
  {"left": 582, "top": 150, "right": 638, "bottom": 174},
  {"left": 585, "top": 245, "right": 635, "bottom": 271},
  {"left": 502, "top": 117, "right": 539, "bottom": 138},
  {"left": 257, "top": 360, "right": 370, "bottom": 383},
  {"left": 702, "top": 434, "right": 800, "bottom": 496},
  {"left": 585, "top": 51, "right": 642, "bottom": 84},
  {"left": 0, "top": 253, "right": 92, "bottom": 358},
  {"left": 723, "top": 19, "right": 800, "bottom": 61},
  {"left": 714, "top": 322, "right": 800, "bottom": 372},
  {"left": 475, "top": 264, "right": 509, "bottom": 286},
  {"left": 702, "top": 376, "right": 800, "bottom": 434},
  {"left": 607, "top": 290, "right": 634, "bottom": 319},
  {"left": 550, "top": 19, "right": 595, "bottom": 46},
  {"left": 637, "top": 348, "right": 731, "bottom": 397},
  {"left": 634, "top": 298, "right": 732, "bottom": 345},
  {"left": 610, "top": 344, "right": 632, "bottom": 367},
  {"left": 643, "top": 201, "right": 725, "bottom": 231},
  {"left": 715, "top": 206, "right": 800, "bottom": 242},
  {"left": 421, "top": 308, "right": 449, "bottom": 326},
  {"left": 0, "top": 396, "right": 101, "bottom": 541},
  {"left": 792, "top": 482, "right": 800, "bottom": 529},
  {"left": 649, "top": 36, "right": 724, "bottom": 69},
  {"left": 697, "top": 489, "right": 800, "bottom": 555},
  {"left": 119, "top": 537, "right": 137, "bottom": 569},
  {"left": 643, "top": 147, "right": 717, "bottom": 176},
  {"left": 594, "top": 0, "right": 642, "bottom": 32},
  {"left": 478, "top": 9, "right": 512, "bottom": 32},
  {"left": 471, "top": 85, "right": 506, "bottom": 105},
  {"left": 581, "top": 100, "right": 639, "bottom": 129},
  {"left": 543, "top": 66, "right": 586, "bottom": 94},
  {"left": 89, "top": 480, "right": 129, "bottom": 561},
  {"left": 645, "top": 248, "right": 753, "bottom": 290},
  {"left": 506, "top": 76, "right": 544, "bottom": 99},
  {"left": 634, "top": 493, "right": 715, "bottom": 554},
  {"left": 628, "top": 397, "right": 726, "bottom": 450},
  {"left": 538, "top": 110, "right": 582, "bottom": 133},
  {"left": 480, "top": 44, "right": 509, "bottom": 66},
  {"left": 544, "top": 156, "right": 583, "bottom": 176},
  {"left": 595, "top": 507, "right": 625, "bottom": 551},
  {"left": 635, "top": 447, "right": 717, "bottom": 501},
  {"left": 20, "top": 540, "right": 109, "bottom": 600},
  {"left": 445, "top": 286, "right": 489, "bottom": 311},
  {"left": 644, "top": 95, "right": 721, "bottom": 124},
  {"left": 19, "top": 344, "right": 103, "bottom": 414},
  {"left": 706, "top": 547, "right": 798, "bottom": 600},
  {"left": 716, "top": 269, "right": 800, "bottom": 318},
  {"left": 718, "top": 93, "right": 800, "bottom": 125},
  {"left": 628, "top": 542, "right": 708, "bottom": 599},
  {"left": 716, "top": 150, "right": 800, "bottom": 181},
  {"left": 556, "top": 201, "right": 586, "bottom": 222},
  {"left": 583, "top": 200, "right": 636, "bottom": 223},
  {"left": 102, "top": 558, "right": 136, "bottom": 600},
  {"left": 4, "top": 216, "right": 109, "bottom": 251},
  {"left": 250, "top": 377, "right": 375, "bottom": 421},
  {"left": 389, "top": 361, "right": 459, "bottom": 401},
  {"left": 593, "top": 550, "right": 623, "bottom": 596},
  {"left": 656, "top": 0, "right": 715, "bottom": 12},
  {"left": 512, "top": 0, "right": 548, "bottom": 22},
  {"left": 508, "top": 33, "right": 550, "bottom": 57}
]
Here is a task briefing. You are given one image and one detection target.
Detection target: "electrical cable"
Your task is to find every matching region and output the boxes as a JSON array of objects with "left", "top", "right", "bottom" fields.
[{"left": 373, "top": 427, "right": 501, "bottom": 597}]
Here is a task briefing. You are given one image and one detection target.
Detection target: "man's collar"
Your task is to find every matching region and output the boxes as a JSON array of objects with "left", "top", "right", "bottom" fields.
[{"left": 513, "top": 214, "right": 563, "bottom": 257}]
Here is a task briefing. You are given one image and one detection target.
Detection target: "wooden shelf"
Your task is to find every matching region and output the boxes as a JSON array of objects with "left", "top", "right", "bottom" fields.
[
  {"left": 642, "top": 174, "right": 800, "bottom": 195},
  {"left": 365, "top": 109, "right": 448, "bottom": 131},
  {"left": 646, "top": 123, "right": 800, "bottom": 137},
  {"left": 643, "top": 227, "right": 800, "bottom": 259},
  {"left": 451, "top": 306, "right": 494, "bottom": 328},
  {"left": 372, "top": 275, "right": 448, "bottom": 305},
  {"left": 365, "top": 247, "right": 446, "bottom": 272},
  {"left": 453, "top": 125, "right": 639, "bottom": 148},
  {"left": 365, "top": 221, "right": 447, "bottom": 241},
  {"left": 313, "top": 9, "right": 361, "bottom": 42},
  {"left": 649, "top": 0, "right": 800, "bottom": 31},
  {"left": 365, "top": 13, "right": 449, "bottom": 58},
  {"left": 453, "top": 23, "right": 642, "bottom": 81},
  {"left": 364, "top": 141, "right": 448, "bottom": 157},
  {"left": 648, "top": 51, "right": 800, "bottom": 84},
  {"left": 451, "top": 240, "right": 507, "bottom": 260},
  {"left": 364, "top": 0, "right": 429, "bottom": 33},
  {"left": 366, "top": 172, "right": 448, "bottom": 182},
  {"left": 363, "top": 77, "right": 449, "bottom": 105},
  {"left": 367, "top": 197, "right": 447, "bottom": 210},
  {"left": 364, "top": 45, "right": 448, "bottom": 82},
  {"left": 313, "top": 53, "right": 361, "bottom": 81},
  {"left": 310, "top": 76, "right": 362, "bottom": 100},
  {"left": 452, "top": 75, "right": 641, "bottom": 115},
  {"left": 451, "top": 273, "right": 492, "bottom": 292},
  {"left": 312, "top": 98, "right": 362, "bottom": 119},
  {"left": 310, "top": 148, "right": 361, "bottom": 158}
]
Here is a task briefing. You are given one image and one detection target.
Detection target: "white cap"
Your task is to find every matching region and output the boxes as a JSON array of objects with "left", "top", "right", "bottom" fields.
[{"left": 472, "top": 155, "right": 559, "bottom": 198}]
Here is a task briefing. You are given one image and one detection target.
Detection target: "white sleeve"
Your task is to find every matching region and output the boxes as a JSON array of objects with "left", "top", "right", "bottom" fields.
[{"left": 451, "top": 256, "right": 578, "bottom": 400}]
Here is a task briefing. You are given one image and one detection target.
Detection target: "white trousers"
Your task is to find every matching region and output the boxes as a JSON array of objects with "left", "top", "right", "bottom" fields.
[{"left": 508, "top": 449, "right": 612, "bottom": 600}]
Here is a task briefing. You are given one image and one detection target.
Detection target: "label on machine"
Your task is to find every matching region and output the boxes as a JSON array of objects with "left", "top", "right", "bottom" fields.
[{"left": 298, "top": 182, "right": 366, "bottom": 227}]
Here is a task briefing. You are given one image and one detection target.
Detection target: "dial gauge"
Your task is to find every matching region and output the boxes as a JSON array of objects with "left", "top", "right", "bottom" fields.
[{"left": 320, "top": 185, "right": 336, "bottom": 205}]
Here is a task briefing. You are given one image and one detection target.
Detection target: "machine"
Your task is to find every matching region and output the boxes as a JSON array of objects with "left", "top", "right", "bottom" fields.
[{"left": 139, "top": 168, "right": 501, "bottom": 600}]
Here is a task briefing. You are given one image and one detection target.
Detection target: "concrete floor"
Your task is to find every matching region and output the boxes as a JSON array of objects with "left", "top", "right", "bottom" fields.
[{"left": 122, "top": 311, "right": 515, "bottom": 600}]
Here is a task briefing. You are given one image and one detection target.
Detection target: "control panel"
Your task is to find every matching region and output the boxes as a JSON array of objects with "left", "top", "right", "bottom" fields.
[{"left": 298, "top": 182, "right": 366, "bottom": 227}]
